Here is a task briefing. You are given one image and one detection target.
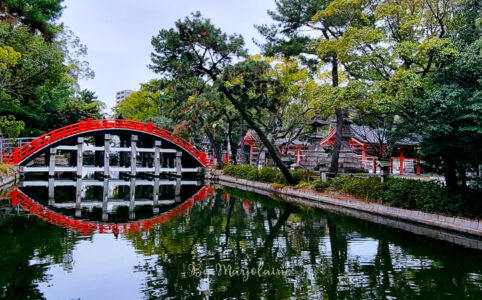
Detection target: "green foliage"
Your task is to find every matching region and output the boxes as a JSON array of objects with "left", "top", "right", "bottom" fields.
[
  {"left": 246, "top": 168, "right": 261, "bottom": 181},
  {"left": 0, "top": 0, "right": 64, "bottom": 40},
  {"left": 382, "top": 178, "right": 440, "bottom": 208},
  {"left": 324, "top": 175, "right": 481, "bottom": 219},
  {"left": 149, "top": 12, "right": 301, "bottom": 183},
  {"left": 0, "top": 115, "right": 24, "bottom": 138},
  {"left": 223, "top": 164, "right": 316, "bottom": 185},
  {"left": 114, "top": 87, "right": 162, "bottom": 122},
  {"left": 295, "top": 181, "right": 310, "bottom": 189},
  {"left": 0, "top": 21, "right": 101, "bottom": 135},
  {"left": 340, "top": 175, "right": 383, "bottom": 201},
  {"left": 291, "top": 169, "right": 317, "bottom": 182},
  {"left": 414, "top": 11, "right": 482, "bottom": 187},
  {"left": 311, "top": 179, "right": 331, "bottom": 192},
  {"left": 0, "top": 163, "right": 13, "bottom": 175},
  {"left": 259, "top": 166, "right": 279, "bottom": 182}
]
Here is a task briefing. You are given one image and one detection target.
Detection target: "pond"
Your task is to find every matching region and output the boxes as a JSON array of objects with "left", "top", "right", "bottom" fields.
[{"left": 0, "top": 177, "right": 481, "bottom": 299}]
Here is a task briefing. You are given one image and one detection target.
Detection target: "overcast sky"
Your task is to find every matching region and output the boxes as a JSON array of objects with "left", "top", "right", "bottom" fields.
[{"left": 60, "top": 0, "right": 277, "bottom": 114}]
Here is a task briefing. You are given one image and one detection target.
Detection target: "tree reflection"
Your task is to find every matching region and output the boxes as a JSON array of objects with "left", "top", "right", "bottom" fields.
[
  {"left": 126, "top": 188, "right": 482, "bottom": 299},
  {"left": 0, "top": 213, "right": 78, "bottom": 299}
]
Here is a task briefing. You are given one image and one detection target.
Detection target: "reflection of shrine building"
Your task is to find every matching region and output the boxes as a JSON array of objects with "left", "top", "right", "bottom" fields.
[{"left": 240, "top": 114, "right": 422, "bottom": 175}]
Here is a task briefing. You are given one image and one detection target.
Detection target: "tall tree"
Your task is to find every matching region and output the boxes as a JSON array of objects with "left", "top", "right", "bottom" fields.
[
  {"left": 257, "top": 0, "right": 372, "bottom": 175},
  {"left": 150, "top": 12, "right": 297, "bottom": 183},
  {"left": 414, "top": 0, "right": 481, "bottom": 188},
  {"left": 0, "top": 20, "right": 100, "bottom": 136},
  {"left": 0, "top": 0, "right": 64, "bottom": 41}
]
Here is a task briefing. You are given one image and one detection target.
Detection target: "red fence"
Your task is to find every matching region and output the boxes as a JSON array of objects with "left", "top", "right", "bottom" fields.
[
  {"left": 1, "top": 119, "right": 208, "bottom": 166},
  {"left": 9, "top": 186, "right": 213, "bottom": 235}
]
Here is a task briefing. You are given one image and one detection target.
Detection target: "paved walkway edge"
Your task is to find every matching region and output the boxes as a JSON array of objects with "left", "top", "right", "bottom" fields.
[{"left": 218, "top": 175, "right": 482, "bottom": 237}]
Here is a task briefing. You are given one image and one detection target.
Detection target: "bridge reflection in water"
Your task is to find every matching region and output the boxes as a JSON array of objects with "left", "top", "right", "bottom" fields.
[{"left": 10, "top": 176, "right": 212, "bottom": 235}]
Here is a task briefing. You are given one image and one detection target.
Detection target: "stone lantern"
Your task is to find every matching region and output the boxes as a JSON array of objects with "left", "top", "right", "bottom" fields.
[
  {"left": 305, "top": 113, "right": 330, "bottom": 170},
  {"left": 307, "top": 113, "right": 329, "bottom": 150}
]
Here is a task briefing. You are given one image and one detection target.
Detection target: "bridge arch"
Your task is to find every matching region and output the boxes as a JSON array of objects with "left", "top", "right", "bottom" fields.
[
  {"left": 9, "top": 186, "right": 212, "bottom": 234},
  {"left": 3, "top": 119, "right": 207, "bottom": 167}
]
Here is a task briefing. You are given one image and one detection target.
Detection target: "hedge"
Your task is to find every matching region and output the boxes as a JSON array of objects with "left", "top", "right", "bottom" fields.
[
  {"left": 223, "top": 165, "right": 481, "bottom": 219},
  {"left": 311, "top": 175, "right": 481, "bottom": 219},
  {"left": 223, "top": 164, "right": 316, "bottom": 185}
]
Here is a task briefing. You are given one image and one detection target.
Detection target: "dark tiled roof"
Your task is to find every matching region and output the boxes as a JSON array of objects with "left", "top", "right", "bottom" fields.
[{"left": 351, "top": 125, "right": 420, "bottom": 145}]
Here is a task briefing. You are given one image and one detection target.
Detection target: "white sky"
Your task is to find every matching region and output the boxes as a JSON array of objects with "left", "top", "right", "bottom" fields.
[{"left": 60, "top": 0, "right": 277, "bottom": 114}]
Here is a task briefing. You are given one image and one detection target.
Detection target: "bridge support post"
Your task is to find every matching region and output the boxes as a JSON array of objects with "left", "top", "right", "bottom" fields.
[
  {"left": 77, "top": 137, "right": 84, "bottom": 178},
  {"left": 175, "top": 151, "right": 182, "bottom": 177},
  {"left": 130, "top": 135, "right": 138, "bottom": 177},
  {"left": 129, "top": 178, "right": 136, "bottom": 220},
  {"left": 154, "top": 140, "right": 161, "bottom": 176},
  {"left": 75, "top": 178, "right": 82, "bottom": 217},
  {"left": 175, "top": 178, "right": 181, "bottom": 202},
  {"left": 102, "top": 178, "right": 109, "bottom": 221},
  {"left": 104, "top": 134, "right": 111, "bottom": 178},
  {"left": 48, "top": 177, "right": 55, "bottom": 205},
  {"left": 48, "top": 148, "right": 56, "bottom": 177},
  {"left": 153, "top": 177, "right": 159, "bottom": 214}
]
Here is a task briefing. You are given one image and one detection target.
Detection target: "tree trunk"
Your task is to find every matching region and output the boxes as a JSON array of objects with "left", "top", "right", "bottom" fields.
[
  {"left": 205, "top": 128, "right": 223, "bottom": 169},
  {"left": 329, "top": 56, "right": 342, "bottom": 176},
  {"left": 444, "top": 159, "right": 458, "bottom": 189},
  {"left": 327, "top": 220, "right": 340, "bottom": 300},
  {"left": 219, "top": 87, "right": 296, "bottom": 184},
  {"left": 457, "top": 166, "right": 466, "bottom": 188},
  {"left": 225, "top": 114, "right": 237, "bottom": 165},
  {"left": 239, "top": 117, "right": 245, "bottom": 164},
  {"left": 330, "top": 107, "right": 344, "bottom": 175}
]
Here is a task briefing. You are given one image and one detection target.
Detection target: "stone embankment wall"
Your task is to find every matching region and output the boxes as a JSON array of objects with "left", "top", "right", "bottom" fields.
[
  {"left": 0, "top": 166, "right": 19, "bottom": 192},
  {"left": 218, "top": 175, "right": 482, "bottom": 239}
]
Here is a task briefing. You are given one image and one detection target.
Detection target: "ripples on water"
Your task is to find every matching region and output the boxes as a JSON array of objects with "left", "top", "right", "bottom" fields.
[{"left": 0, "top": 179, "right": 481, "bottom": 299}]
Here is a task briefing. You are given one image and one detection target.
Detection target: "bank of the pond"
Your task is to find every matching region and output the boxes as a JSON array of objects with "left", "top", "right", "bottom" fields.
[
  {"left": 0, "top": 164, "right": 19, "bottom": 191},
  {"left": 217, "top": 174, "right": 482, "bottom": 237}
]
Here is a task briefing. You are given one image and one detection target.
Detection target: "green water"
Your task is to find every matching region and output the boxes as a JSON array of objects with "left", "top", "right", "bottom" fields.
[{"left": 0, "top": 184, "right": 481, "bottom": 299}]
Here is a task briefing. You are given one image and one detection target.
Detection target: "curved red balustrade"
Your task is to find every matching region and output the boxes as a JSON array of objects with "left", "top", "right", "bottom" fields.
[
  {"left": 8, "top": 186, "right": 213, "bottom": 235},
  {"left": 2, "top": 119, "right": 209, "bottom": 166}
]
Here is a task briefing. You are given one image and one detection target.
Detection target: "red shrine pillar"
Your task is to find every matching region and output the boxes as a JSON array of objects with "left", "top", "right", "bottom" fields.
[{"left": 296, "top": 146, "right": 301, "bottom": 167}]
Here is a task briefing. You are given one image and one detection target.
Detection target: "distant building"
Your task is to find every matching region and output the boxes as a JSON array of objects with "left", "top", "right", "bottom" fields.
[
  {"left": 115, "top": 90, "right": 135, "bottom": 104},
  {"left": 238, "top": 114, "right": 423, "bottom": 175}
]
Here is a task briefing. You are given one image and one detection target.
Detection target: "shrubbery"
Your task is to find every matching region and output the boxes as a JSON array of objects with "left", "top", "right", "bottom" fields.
[
  {"left": 223, "top": 165, "right": 481, "bottom": 219},
  {"left": 223, "top": 164, "right": 316, "bottom": 185},
  {"left": 311, "top": 175, "right": 481, "bottom": 219}
]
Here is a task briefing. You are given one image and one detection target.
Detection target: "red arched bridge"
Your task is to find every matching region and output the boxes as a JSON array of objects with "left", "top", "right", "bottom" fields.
[
  {"left": 9, "top": 186, "right": 213, "bottom": 235},
  {"left": 1, "top": 119, "right": 209, "bottom": 174}
]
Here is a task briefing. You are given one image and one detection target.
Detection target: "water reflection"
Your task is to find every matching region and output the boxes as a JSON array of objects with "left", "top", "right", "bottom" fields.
[
  {"left": 11, "top": 176, "right": 207, "bottom": 234},
  {"left": 1, "top": 183, "right": 481, "bottom": 299}
]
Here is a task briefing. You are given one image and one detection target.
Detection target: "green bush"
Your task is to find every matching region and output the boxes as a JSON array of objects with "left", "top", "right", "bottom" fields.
[
  {"left": 259, "top": 166, "right": 278, "bottom": 183},
  {"left": 291, "top": 169, "right": 317, "bottom": 183},
  {"left": 381, "top": 178, "right": 439, "bottom": 209},
  {"left": 329, "top": 175, "right": 352, "bottom": 191},
  {"left": 224, "top": 164, "right": 317, "bottom": 185},
  {"left": 274, "top": 171, "right": 288, "bottom": 184},
  {"left": 246, "top": 168, "right": 261, "bottom": 181},
  {"left": 311, "top": 179, "right": 331, "bottom": 192},
  {"left": 223, "top": 164, "right": 236, "bottom": 176},
  {"left": 223, "top": 163, "right": 481, "bottom": 218},
  {"left": 238, "top": 164, "right": 254, "bottom": 178},
  {"left": 341, "top": 176, "right": 383, "bottom": 201}
]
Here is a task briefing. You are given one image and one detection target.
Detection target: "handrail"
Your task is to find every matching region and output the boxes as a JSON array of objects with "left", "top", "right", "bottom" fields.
[
  {"left": 9, "top": 186, "right": 213, "bottom": 234},
  {"left": 3, "top": 119, "right": 208, "bottom": 166}
]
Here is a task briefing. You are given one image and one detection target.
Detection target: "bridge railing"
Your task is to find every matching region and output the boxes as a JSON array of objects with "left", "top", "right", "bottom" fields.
[
  {"left": 3, "top": 119, "right": 208, "bottom": 166},
  {"left": 9, "top": 186, "right": 213, "bottom": 234}
]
